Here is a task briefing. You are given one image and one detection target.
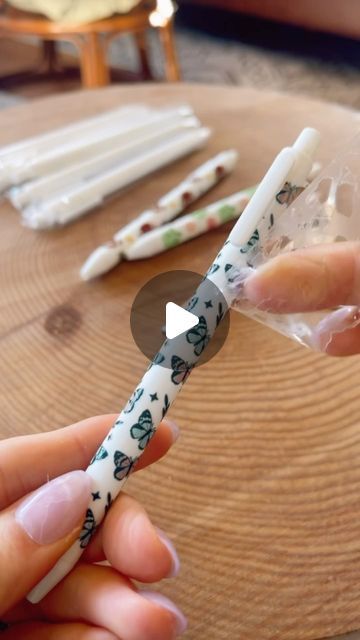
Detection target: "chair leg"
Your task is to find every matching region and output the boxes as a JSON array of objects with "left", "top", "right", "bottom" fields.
[
  {"left": 158, "top": 20, "right": 180, "bottom": 82},
  {"left": 133, "top": 30, "right": 152, "bottom": 79},
  {"left": 41, "top": 40, "right": 58, "bottom": 73},
  {"left": 79, "top": 33, "right": 109, "bottom": 88}
]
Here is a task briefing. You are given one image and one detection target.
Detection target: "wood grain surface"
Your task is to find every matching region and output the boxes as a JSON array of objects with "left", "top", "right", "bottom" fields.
[{"left": 0, "top": 84, "right": 360, "bottom": 640}]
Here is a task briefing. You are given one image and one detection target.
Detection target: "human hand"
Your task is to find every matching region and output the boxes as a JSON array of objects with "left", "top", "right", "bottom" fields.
[
  {"left": 243, "top": 242, "right": 360, "bottom": 356},
  {"left": 0, "top": 415, "right": 186, "bottom": 639}
]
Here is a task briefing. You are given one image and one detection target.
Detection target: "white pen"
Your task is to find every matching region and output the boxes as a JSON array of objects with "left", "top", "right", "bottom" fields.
[
  {"left": 0, "top": 104, "right": 194, "bottom": 192},
  {"left": 80, "top": 150, "right": 239, "bottom": 280},
  {"left": 122, "top": 187, "right": 257, "bottom": 261},
  {"left": 22, "top": 127, "right": 211, "bottom": 230},
  {"left": 9, "top": 116, "right": 200, "bottom": 210},
  {"left": 28, "top": 128, "right": 320, "bottom": 604}
]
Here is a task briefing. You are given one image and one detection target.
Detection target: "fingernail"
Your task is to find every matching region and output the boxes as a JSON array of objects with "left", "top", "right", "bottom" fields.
[
  {"left": 164, "top": 418, "right": 180, "bottom": 443},
  {"left": 156, "top": 527, "right": 181, "bottom": 577},
  {"left": 141, "top": 591, "right": 188, "bottom": 636},
  {"left": 16, "top": 470, "right": 92, "bottom": 545},
  {"left": 311, "top": 306, "right": 360, "bottom": 352}
]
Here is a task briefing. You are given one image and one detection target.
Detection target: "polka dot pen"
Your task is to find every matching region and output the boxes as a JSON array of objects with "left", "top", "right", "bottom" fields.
[
  {"left": 80, "top": 149, "right": 238, "bottom": 280},
  {"left": 28, "top": 127, "right": 320, "bottom": 603}
]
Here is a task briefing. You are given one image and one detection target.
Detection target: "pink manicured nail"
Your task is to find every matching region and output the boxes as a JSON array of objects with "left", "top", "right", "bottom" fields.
[
  {"left": 141, "top": 591, "right": 188, "bottom": 636},
  {"left": 15, "top": 470, "right": 92, "bottom": 545},
  {"left": 311, "top": 306, "right": 360, "bottom": 351},
  {"left": 156, "top": 527, "right": 181, "bottom": 577},
  {"left": 164, "top": 418, "right": 180, "bottom": 443}
]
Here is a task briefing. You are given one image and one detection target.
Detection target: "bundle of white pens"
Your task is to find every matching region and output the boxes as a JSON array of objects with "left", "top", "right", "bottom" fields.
[{"left": 1, "top": 103, "right": 211, "bottom": 229}]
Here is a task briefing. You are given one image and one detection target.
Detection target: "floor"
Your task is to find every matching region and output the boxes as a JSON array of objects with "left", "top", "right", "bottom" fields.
[{"left": 1, "top": 5, "right": 360, "bottom": 110}]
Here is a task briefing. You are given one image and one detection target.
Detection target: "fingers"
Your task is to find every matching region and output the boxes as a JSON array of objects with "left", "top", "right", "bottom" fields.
[
  {"left": 0, "top": 471, "right": 92, "bottom": 614},
  {"left": 1, "top": 622, "right": 117, "bottom": 640},
  {"left": 0, "top": 416, "right": 178, "bottom": 509},
  {"left": 243, "top": 242, "right": 360, "bottom": 313},
  {"left": 84, "top": 494, "right": 179, "bottom": 582},
  {"left": 39, "top": 564, "right": 187, "bottom": 640}
]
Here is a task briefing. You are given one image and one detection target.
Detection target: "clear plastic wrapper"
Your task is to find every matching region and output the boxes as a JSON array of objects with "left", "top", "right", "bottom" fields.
[{"left": 228, "top": 133, "right": 360, "bottom": 348}]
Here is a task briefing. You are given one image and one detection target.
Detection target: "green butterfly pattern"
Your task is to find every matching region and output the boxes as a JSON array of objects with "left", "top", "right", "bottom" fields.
[
  {"left": 74, "top": 230, "right": 247, "bottom": 566},
  {"left": 186, "top": 315, "right": 210, "bottom": 356},
  {"left": 171, "top": 355, "right": 193, "bottom": 385},
  {"left": 186, "top": 295, "right": 199, "bottom": 312},
  {"left": 206, "top": 263, "right": 220, "bottom": 276},
  {"left": 114, "top": 450, "right": 138, "bottom": 480},
  {"left": 147, "top": 351, "right": 165, "bottom": 370},
  {"left": 90, "top": 445, "right": 108, "bottom": 465},
  {"left": 124, "top": 387, "right": 144, "bottom": 413},
  {"left": 240, "top": 229, "right": 260, "bottom": 254},
  {"left": 130, "top": 409, "right": 155, "bottom": 450},
  {"left": 80, "top": 508, "right": 97, "bottom": 548}
]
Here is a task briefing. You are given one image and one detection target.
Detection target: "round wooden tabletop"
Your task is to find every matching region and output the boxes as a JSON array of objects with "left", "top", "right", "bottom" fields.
[{"left": 1, "top": 84, "right": 360, "bottom": 640}]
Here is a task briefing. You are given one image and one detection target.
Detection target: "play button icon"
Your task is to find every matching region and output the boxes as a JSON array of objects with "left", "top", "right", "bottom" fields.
[
  {"left": 165, "top": 302, "right": 199, "bottom": 339},
  {"left": 130, "top": 269, "right": 230, "bottom": 369}
]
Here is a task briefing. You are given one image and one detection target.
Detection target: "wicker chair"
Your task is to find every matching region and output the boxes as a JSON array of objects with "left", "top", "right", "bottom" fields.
[{"left": 0, "top": 0, "right": 180, "bottom": 87}]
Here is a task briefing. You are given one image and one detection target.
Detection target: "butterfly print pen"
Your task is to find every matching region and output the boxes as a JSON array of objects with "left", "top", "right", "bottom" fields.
[{"left": 28, "top": 127, "right": 320, "bottom": 603}]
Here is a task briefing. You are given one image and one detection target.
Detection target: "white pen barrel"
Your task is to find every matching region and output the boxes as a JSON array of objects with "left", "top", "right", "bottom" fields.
[
  {"left": 28, "top": 364, "right": 172, "bottom": 604},
  {"left": 28, "top": 127, "right": 321, "bottom": 605},
  {"left": 156, "top": 149, "right": 239, "bottom": 222},
  {"left": 80, "top": 150, "right": 239, "bottom": 280},
  {"left": 123, "top": 189, "right": 255, "bottom": 260},
  {"left": 10, "top": 117, "right": 199, "bottom": 210},
  {"left": 23, "top": 128, "right": 211, "bottom": 229},
  {"left": 0, "top": 105, "right": 152, "bottom": 162}
]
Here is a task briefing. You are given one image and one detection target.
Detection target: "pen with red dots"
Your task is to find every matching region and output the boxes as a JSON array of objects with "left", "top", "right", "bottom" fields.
[{"left": 80, "top": 149, "right": 239, "bottom": 280}]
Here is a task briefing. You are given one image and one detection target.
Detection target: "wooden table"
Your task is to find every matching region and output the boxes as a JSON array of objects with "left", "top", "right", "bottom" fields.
[{"left": 1, "top": 84, "right": 360, "bottom": 640}]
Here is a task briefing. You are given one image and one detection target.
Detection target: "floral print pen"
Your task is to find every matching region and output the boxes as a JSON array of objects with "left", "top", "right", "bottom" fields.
[
  {"left": 122, "top": 187, "right": 258, "bottom": 260},
  {"left": 80, "top": 149, "right": 238, "bottom": 280},
  {"left": 28, "top": 127, "right": 320, "bottom": 603}
]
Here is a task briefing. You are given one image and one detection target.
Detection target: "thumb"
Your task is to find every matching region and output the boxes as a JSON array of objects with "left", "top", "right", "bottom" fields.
[
  {"left": 243, "top": 241, "right": 360, "bottom": 313},
  {"left": 0, "top": 471, "right": 92, "bottom": 614}
]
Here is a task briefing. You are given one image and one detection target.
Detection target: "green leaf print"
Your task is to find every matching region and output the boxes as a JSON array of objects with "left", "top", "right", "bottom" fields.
[
  {"left": 162, "top": 393, "right": 170, "bottom": 417},
  {"left": 192, "top": 208, "right": 208, "bottom": 221},
  {"left": 218, "top": 204, "right": 236, "bottom": 223},
  {"left": 162, "top": 228, "right": 182, "bottom": 249},
  {"left": 216, "top": 302, "right": 224, "bottom": 326}
]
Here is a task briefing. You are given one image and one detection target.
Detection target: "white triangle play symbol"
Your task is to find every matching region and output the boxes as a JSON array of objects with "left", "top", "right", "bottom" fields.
[{"left": 165, "top": 302, "right": 199, "bottom": 340}]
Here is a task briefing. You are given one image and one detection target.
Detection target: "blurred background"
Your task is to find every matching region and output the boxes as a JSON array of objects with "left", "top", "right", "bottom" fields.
[{"left": 0, "top": 0, "right": 359, "bottom": 108}]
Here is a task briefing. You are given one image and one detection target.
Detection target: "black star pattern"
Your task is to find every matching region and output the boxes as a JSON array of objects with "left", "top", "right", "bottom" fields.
[
  {"left": 150, "top": 392, "right": 158, "bottom": 401},
  {"left": 92, "top": 491, "right": 101, "bottom": 501},
  {"left": 205, "top": 300, "right": 213, "bottom": 308}
]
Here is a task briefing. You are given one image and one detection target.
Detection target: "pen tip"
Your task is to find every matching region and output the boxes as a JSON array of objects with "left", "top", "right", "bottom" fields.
[{"left": 80, "top": 244, "right": 122, "bottom": 281}]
